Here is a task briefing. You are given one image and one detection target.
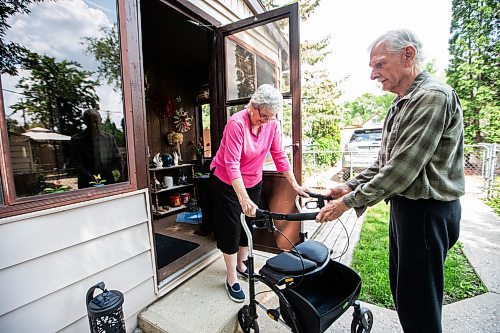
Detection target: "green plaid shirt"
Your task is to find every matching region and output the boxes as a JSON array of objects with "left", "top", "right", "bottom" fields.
[{"left": 344, "top": 71, "right": 465, "bottom": 214}]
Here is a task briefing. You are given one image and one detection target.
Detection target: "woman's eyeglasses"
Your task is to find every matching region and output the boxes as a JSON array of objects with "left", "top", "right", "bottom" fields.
[{"left": 257, "top": 107, "right": 276, "bottom": 121}]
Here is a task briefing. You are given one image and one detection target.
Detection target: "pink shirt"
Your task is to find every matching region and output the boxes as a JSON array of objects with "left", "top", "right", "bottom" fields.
[{"left": 210, "top": 109, "right": 291, "bottom": 188}]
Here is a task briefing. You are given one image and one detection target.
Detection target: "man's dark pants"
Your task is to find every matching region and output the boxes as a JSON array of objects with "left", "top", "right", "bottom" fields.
[{"left": 389, "top": 196, "right": 461, "bottom": 333}]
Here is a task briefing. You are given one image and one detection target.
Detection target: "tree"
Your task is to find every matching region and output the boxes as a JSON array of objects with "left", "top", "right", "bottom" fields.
[
  {"left": 10, "top": 51, "right": 100, "bottom": 135},
  {"left": 103, "top": 111, "right": 125, "bottom": 147},
  {"left": 447, "top": 0, "right": 499, "bottom": 144},
  {"left": 0, "top": 0, "right": 45, "bottom": 75},
  {"left": 81, "top": 24, "right": 122, "bottom": 92},
  {"left": 341, "top": 93, "right": 393, "bottom": 126}
]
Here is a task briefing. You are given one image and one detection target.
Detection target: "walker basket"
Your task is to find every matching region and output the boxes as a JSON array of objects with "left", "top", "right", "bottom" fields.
[{"left": 281, "top": 259, "right": 362, "bottom": 333}]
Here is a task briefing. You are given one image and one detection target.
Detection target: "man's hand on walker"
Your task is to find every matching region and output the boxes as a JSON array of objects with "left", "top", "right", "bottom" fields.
[
  {"left": 326, "top": 184, "right": 352, "bottom": 199},
  {"left": 316, "top": 198, "right": 349, "bottom": 223}
]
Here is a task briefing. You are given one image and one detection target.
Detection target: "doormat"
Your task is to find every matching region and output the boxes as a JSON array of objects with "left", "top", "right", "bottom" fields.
[{"left": 155, "top": 234, "right": 200, "bottom": 270}]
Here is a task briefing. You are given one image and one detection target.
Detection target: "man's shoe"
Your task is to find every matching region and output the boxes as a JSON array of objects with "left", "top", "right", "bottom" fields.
[{"left": 225, "top": 281, "right": 245, "bottom": 303}]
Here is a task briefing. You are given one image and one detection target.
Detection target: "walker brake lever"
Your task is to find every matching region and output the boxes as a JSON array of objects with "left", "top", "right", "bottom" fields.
[
  {"left": 255, "top": 208, "right": 275, "bottom": 232},
  {"left": 305, "top": 191, "right": 333, "bottom": 208}
]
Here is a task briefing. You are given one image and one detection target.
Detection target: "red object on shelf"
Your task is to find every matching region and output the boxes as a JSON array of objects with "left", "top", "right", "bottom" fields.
[{"left": 169, "top": 194, "right": 181, "bottom": 207}]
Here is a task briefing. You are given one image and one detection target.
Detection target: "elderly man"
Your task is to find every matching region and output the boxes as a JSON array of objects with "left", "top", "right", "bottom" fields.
[{"left": 317, "top": 30, "right": 464, "bottom": 333}]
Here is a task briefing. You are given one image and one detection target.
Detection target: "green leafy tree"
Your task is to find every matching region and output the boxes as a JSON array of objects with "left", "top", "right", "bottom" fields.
[
  {"left": 341, "top": 93, "right": 393, "bottom": 126},
  {"left": 81, "top": 24, "right": 122, "bottom": 92},
  {"left": 102, "top": 111, "right": 125, "bottom": 146},
  {"left": 447, "top": 0, "right": 499, "bottom": 144},
  {"left": 10, "top": 51, "right": 100, "bottom": 135},
  {"left": 0, "top": 0, "right": 45, "bottom": 75}
]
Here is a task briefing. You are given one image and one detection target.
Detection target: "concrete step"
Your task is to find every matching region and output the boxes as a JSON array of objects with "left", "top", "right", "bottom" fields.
[{"left": 138, "top": 252, "right": 272, "bottom": 333}]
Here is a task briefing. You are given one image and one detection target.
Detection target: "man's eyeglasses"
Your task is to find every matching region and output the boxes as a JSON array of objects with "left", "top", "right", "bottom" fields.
[{"left": 257, "top": 107, "right": 276, "bottom": 121}]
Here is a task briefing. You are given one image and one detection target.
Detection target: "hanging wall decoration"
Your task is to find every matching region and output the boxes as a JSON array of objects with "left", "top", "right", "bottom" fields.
[
  {"left": 173, "top": 107, "right": 192, "bottom": 133},
  {"left": 164, "top": 98, "right": 175, "bottom": 117}
]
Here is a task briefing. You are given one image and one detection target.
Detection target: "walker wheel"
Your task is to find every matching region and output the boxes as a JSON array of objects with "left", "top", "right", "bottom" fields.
[
  {"left": 238, "top": 305, "right": 260, "bottom": 333},
  {"left": 351, "top": 308, "right": 373, "bottom": 333}
]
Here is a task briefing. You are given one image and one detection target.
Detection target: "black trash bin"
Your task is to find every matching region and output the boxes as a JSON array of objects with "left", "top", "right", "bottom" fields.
[{"left": 86, "top": 281, "right": 126, "bottom": 333}]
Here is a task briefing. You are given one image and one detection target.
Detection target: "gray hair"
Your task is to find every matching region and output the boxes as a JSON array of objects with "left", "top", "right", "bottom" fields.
[
  {"left": 248, "top": 84, "right": 283, "bottom": 115},
  {"left": 370, "top": 29, "right": 425, "bottom": 71}
]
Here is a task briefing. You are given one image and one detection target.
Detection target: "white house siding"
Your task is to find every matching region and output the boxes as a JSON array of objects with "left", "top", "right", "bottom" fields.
[
  {"left": 188, "top": 0, "right": 255, "bottom": 25},
  {"left": 0, "top": 190, "right": 156, "bottom": 332}
]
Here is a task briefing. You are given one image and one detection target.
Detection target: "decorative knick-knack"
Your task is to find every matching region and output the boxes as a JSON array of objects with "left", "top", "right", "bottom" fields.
[
  {"left": 172, "top": 151, "right": 179, "bottom": 166},
  {"left": 153, "top": 153, "right": 163, "bottom": 168}
]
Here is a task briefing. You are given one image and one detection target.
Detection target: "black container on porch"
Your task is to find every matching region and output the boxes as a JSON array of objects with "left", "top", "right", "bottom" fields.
[{"left": 86, "top": 281, "right": 126, "bottom": 333}]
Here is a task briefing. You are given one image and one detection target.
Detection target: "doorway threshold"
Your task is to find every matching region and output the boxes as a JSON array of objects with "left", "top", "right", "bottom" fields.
[{"left": 156, "top": 248, "right": 220, "bottom": 296}]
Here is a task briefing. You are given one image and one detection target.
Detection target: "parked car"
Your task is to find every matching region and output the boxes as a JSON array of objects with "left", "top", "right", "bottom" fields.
[{"left": 342, "top": 128, "right": 382, "bottom": 180}]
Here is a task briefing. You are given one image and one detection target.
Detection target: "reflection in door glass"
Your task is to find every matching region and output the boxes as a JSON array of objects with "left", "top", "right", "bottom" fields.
[
  {"left": 225, "top": 18, "right": 290, "bottom": 101},
  {"left": 201, "top": 104, "right": 212, "bottom": 157},
  {"left": 1, "top": 0, "right": 128, "bottom": 197}
]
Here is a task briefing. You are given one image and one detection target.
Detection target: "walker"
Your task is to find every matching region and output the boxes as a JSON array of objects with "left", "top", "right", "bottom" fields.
[{"left": 238, "top": 192, "right": 373, "bottom": 333}]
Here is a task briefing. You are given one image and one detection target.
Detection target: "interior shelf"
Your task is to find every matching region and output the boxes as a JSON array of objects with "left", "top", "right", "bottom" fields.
[
  {"left": 149, "top": 163, "right": 194, "bottom": 171},
  {"left": 152, "top": 183, "right": 193, "bottom": 194},
  {"left": 153, "top": 204, "right": 187, "bottom": 217}
]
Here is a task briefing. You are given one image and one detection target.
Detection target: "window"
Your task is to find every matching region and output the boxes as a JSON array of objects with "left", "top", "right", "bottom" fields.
[{"left": 1, "top": 0, "right": 128, "bottom": 199}]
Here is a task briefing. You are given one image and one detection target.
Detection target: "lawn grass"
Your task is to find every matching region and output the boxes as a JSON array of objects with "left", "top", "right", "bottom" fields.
[{"left": 350, "top": 202, "right": 488, "bottom": 309}]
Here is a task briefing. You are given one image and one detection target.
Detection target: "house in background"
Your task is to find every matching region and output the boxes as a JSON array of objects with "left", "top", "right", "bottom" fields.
[{"left": 0, "top": 0, "right": 303, "bottom": 331}]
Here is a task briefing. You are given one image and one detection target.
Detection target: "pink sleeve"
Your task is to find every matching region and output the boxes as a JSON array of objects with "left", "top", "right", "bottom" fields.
[
  {"left": 269, "top": 122, "right": 291, "bottom": 173},
  {"left": 223, "top": 120, "right": 244, "bottom": 180}
]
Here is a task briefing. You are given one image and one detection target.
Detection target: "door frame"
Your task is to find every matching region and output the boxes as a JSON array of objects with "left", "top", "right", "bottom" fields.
[{"left": 213, "top": 2, "right": 302, "bottom": 183}]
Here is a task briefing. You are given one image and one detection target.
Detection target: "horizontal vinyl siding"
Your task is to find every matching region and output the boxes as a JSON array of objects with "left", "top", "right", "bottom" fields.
[
  {"left": 188, "top": 0, "right": 254, "bottom": 25},
  {"left": 59, "top": 278, "right": 155, "bottom": 333},
  {"left": 0, "top": 191, "right": 156, "bottom": 332},
  {"left": 0, "top": 192, "right": 149, "bottom": 270}
]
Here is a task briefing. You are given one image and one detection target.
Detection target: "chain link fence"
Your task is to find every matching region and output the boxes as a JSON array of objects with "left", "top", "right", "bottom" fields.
[{"left": 302, "top": 144, "right": 499, "bottom": 200}]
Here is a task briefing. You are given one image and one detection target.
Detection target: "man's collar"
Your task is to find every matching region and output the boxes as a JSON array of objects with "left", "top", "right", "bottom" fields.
[{"left": 397, "top": 71, "right": 430, "bottom": 103}]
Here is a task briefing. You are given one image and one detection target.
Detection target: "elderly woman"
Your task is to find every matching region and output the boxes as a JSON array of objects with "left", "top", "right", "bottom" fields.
[{"left": 210, "top": 84, "right": 308, "bottom": 302}]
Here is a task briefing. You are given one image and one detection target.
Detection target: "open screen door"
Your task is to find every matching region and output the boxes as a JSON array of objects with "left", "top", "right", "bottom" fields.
[{"left": 214, "top": 3, "right": 302, "bottom": 252}]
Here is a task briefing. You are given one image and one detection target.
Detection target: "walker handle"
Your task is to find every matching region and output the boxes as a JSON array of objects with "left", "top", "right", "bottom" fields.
[
  {"left": 255, "top": 208, "right": 268, "bottom": 219},
  {"left": 284, "top": 212, "right": 318, "bottom": 221},
  {"left": 255, "top": 208, "right": 319, "bottom": 221},
  {"left": 304, "top": 191, "right": 333, "bottom": 208}
]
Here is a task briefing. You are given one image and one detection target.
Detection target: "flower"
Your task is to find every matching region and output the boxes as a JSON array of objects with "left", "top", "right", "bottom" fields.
[{"left": 89, "top": 174, "right": 107, "bottom": 186}]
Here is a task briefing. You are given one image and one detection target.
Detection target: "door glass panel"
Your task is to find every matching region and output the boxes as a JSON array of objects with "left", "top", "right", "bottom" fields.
[
  {"left": 225, "top": 18, "right": 290, "bottom": 101},
  {"left": 1, "top": 0, "right": 128, "bottom": 197}
]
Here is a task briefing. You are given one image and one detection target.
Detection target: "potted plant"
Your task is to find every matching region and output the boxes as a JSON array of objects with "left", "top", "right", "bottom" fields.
[{"left": 89, "top": 174, "right": 107, "bottom": 187}]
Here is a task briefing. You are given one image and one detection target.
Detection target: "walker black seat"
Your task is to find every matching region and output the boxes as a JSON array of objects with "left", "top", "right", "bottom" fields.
[
  {"left": 264, "top": 252, "right": 317, "bottom": 275},
  {"left": 291, "top": 240, "right": 330, "bottom": 266},
  {"left": 259, "top": 240, "right": 331, "bottom": 285}
]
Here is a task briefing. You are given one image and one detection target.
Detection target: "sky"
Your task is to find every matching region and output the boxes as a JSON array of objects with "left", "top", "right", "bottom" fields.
[
  {"left": 2, "top": 0, "right": 121, "bottom": 126},
  {"left": 300, "top": 0, "right": 453, "bottom": 101}
]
